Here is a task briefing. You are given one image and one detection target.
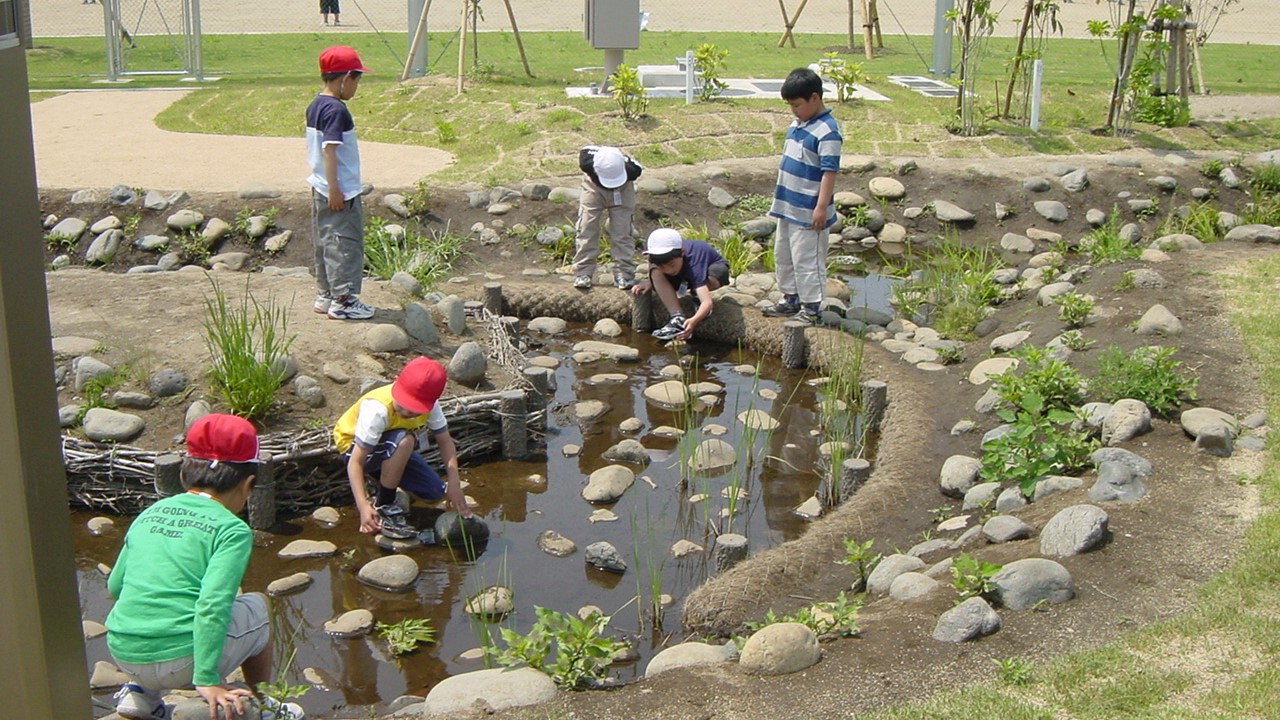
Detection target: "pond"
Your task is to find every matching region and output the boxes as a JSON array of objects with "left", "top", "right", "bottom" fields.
[{"left": 76, "top": 275, "right": 898, "bottom": 718}]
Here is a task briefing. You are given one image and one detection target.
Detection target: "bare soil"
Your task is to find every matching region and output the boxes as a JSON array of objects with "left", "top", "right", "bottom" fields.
[{"left": 49, "top": 153, "right": 1270, "bottom": 719}]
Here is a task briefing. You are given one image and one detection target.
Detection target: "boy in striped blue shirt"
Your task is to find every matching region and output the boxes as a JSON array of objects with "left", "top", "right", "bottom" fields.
[{"left": 766, "top": 68, "right": 842, "bottom": 325}]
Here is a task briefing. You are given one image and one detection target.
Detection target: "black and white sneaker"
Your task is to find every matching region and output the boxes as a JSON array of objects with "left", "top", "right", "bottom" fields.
[
  {"left": 794, "top": 307, "right": 822, "bottom": 325},
  {"left": 763, "top": 299, "right": 801, "bottom": 317},
  {"left": 114, "top": 683, "right": 170, "bottom": 720},
  {"left": 376, "top": 504, "right": 417, "bottom": 540},
  {"left": 651, "top": 315, "right": 686, "bottom": 342}
]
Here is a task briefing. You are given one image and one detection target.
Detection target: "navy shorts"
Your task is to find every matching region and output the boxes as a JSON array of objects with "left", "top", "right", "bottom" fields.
[{"left": 346, "top": 429, "right": 445, "bottom": 500}]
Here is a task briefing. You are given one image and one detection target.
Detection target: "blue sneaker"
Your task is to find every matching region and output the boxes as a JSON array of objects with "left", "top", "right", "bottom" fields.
[{"left": 114, "top": 683, "right": 170, "bottom": 720}]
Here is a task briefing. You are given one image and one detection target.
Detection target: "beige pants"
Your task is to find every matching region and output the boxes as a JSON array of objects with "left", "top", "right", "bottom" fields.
[{"left": 571, "top": 177, "right": 637, "bottom": 278}]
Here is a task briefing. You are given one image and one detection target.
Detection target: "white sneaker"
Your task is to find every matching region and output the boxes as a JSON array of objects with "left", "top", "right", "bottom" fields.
[
  {"left": 312, "top": 294, "right": 332, "bottom": 313},
  {"left": 327, "top": 295, "right": 375, "bottom": 320},
  {"left": 573, "top": 275, "right": 592, "bottom": 289},
  {"left": 259, "top": 696, "right": 306, "bottom": 720},
  {"left": 114, "top": 683, "right": 170, "bottom": 720}
]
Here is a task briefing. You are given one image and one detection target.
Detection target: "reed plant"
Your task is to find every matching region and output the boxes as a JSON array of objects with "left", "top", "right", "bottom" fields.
[
  {"left": 363, "top": 217, "right": 470, "bottom": 290},
  {"left": 711, "top": 231, "right": 763, "bottom": 276},
  {"left": 201, "top": 277, "right": 294, "bottom": 419},
  {"left": 628, "top": 498, "right": 668, "bottom": 631},
  {"left": 889, "top": 233, "right": 1002, "bottom": 339}
]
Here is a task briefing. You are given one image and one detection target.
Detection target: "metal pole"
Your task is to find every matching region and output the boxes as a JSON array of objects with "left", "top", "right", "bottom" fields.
[
  {"left": 190, "top": 0, "right": 203, "bottom": 80},
  {"left": 1029, "top": 58, "right": 1043, "bottom": 132},
  {"left": 103, "top": 0, "right": 119, "bottom": 80},
  {"left": 406, "top": 0, "right": 428, "bottom": 78},
  {"left": 684, "top": 49, "right": 693, "bottom": 105},
  {"left": 930, "top": 0, "right": 954, "bottom": 77},
  {"left": 602, "top": 47, "right": 622, "bottom": 91}
]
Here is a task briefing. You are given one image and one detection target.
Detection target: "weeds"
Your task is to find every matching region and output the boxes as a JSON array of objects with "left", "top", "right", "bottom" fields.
[
  {"left": 815, "top": 52, "right": 868, "bottom": 103},
  {"left": 1241, "top": 188, "right": 1280, "bottom": 226},
  {"left": 1114, "top": 271, "right": 1136, "bottom": 290},
  {"left": 485, "top": 606, "right": 627, "bottom": 688},
  {"left": 837, "top": 537, "right": 881, "bottom": 591},
  {"left": 950, "top": 552, "right": 1001, "bottom": 602},
  {"left": 1057, "top": 329, "right": 1092, "bottom": 351},
  {"left": 402, "top": 180, "right": 433, "bottom": 217},
  {"left": 45, "top": 231, "right": 79, "bottom": 252},
  {"left": 890, "top": 233, "right": 1002, "bottom": 339},
  {"left": 1078, "top": 209, "right": 1140, "bottom": 264},
  {"left": 201, "top": 277, "right": 294, "bottom": 420},
  {"left": 1200, "top": 158, "right": 1226, "bottom": 179},
  {"left": 377, "top": 618, "right": 436, "bottom": 655},
  {"left": 1251, "top": 163, "right": 1280, "bottom": 195},
  {"left": 712, "top": 231, "right": 762, "bottom": 276},
  {"left": 434, "top": 119, "right": 458, "bottom": 143},
  {"left": 176, "top": 228, "right": 211, "bottom": 265},
  {"left": 363, "top": 217, "right": 468, "bottom": 291},
  {"left": 745, "top": 591, "right": 862, "bottom": 637},
  {"left": 121, "top": 214, "right": 141, "bottom": 238},
  {"left": 1161, "top": 201, "right": 1223, "bottom": 243},
  {"left": 993, "top": 656, "right": 1035, "bottom": 685},
  {"left": 980, "top": 391, "right": 1097, "bottom": 497},
  {"left": 1056, "top": 292, "right": 1094, "bottom": 328},
  {"left": 991, "top": 345, "right": 1087, "bottom": 412},
  {"left": 609, "top": 64, "right": 648, "bottom": 121},
  {"left": 1090, "top": 345, "right": 1197, "bottom": 417}
]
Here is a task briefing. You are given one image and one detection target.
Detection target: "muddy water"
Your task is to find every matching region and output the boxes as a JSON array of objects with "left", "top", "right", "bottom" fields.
[{"left": 75, "top": 290, "right": 892, "bottom": 717}]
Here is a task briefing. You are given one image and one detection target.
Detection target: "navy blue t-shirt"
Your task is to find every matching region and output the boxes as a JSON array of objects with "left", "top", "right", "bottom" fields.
[{"left": 663, "top": 239, "right": 725, "bottom": 292}]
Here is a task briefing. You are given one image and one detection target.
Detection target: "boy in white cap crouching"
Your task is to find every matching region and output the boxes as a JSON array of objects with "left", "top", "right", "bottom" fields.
[
  {"left": 631, "top": 228, "right": 730, "bottom": 342},
  {"left": 571, "top": 145, "right": 644, "bottom": 289}
]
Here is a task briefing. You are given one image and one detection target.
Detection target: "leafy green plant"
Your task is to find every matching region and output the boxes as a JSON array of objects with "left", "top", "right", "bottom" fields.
[
  {"left": 1250, "top": 163, "right": 1280, "bottom": 196},
  {"left": 1056, "top": 292, "right": 1094, "bottom": 328},
  {"left": 815, "top": 52, "right": 868, "bottom": 103},
  {"left": 1090, "top": 345, "right": 1197, "bottom": 417},
  {"left": 402, "top": 180, "right": 432, "bottom": 217},
  {"left": 176, "top": 228, "right": 211, "bottom": 265},
  {"left": 745, "top": 591, "right": 863, "bottom": 637},
  {"left": 609, "top": 64, "right": 648, "bottom": 121},
  {"left": 45, "top": 231, "right": 79, "bottom": 252},
  {"left": 1161, "top": 201, "right": 1223, "bottom": 243},
  {"left": 1134, "top": 197, "right": 1161, "bottom": 219},
  {"left": 1058, "top": 329, "right": 1091, "bottom": 351},
  {"left": 935, "top": 344, "right": 964, "bottom": 365},
  {"left": 1079, "top": 209, "right": 1140, "bottom": 264},
  {"left": 74, "top": 372, "right": 124, "bottom": 424},
  {"left": 837, "top": 537, "right": 880, "bottom": 591},
  {"left": 1114, "top": 270, "right": 1136, "bottom": 290},
  {"left": 377, "top": 618, "right": 436, "bottom": 655},
  {"left": 121, "top": 214, "right": 141, "bottom": 238},
  {"left": 890, "top": 234, "right": 1002, "bottom": 339},
  {"left": 538, "top": 224, "right": 578, "bottom": 267},
  {"left": 992, "top": 345, "right": 1086, "bottom": 412},
  {"left": 201, "top": 277, "right": 294, "bottom": 419},
  {"left": 1200, "top": 158, "right": 1226, "bottom": 179},
  {"left": 434, "top": 119, "right": 458, "bottom": 143},
  {"left": 993, "top": 656, "right": 1035, "bottom": 685},
  {"left": 980, "top": 391, "right": 1097, "bottom": 497},
  {"left": 950, "top": 552, "right": 1001, "bottom": 602},
  {"left": 692, "top": 44, "right": 729, "bottom": 101},
  {"left": 485, "top": 606, "right": 627, "bottom": 688}
]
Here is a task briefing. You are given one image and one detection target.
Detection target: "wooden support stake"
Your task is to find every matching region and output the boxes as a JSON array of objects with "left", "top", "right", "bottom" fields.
[
  {"left": 456, "top": 0, "right": 467, "bottom": 93},
  {"left": 500, "top": 0, "right": 533, "bottom": 77},
  {"left": 247, "top": 452, "right": 276, "bottom": 530},
  {"left": 500, "top": 390, "right": 528, "bottom": 459},
  {"left": 781, "top": 320, "right": 808, "bottom": 369},
  {"left": 777, "top": 0, "right": 809, "bottom": 48},
  {"left": 632, "top": 288, "right": 655, "bottom": 333},
  {"left": 153, "top": 453, "right": 183, "bottom": 496},
  {"left": 861, "top": 0, "right": 873, "bottom": 60},
  {"left": 482, "top": 281, "right": 503, "bottom": 315}
]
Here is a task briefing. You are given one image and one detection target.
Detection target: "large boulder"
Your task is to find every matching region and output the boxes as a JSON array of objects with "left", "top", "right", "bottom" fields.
[
  {"left": 738, "top": 622, "right": 821, "bottom": 675},
  {"left": 422, "top": 667, "right": 556, "bottom": 716},
  {"left": 992, "top": 558, "right": 1074, "bottom": 611}
]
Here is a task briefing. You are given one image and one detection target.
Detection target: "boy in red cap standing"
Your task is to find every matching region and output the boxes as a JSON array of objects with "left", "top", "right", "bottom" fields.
[
  {"left": 333, "top": 357, "right": 472, "bottom": 540},
  {"left": 571, "top": 145, "right": 644, "bottom": 290},
  {"left": 307, "top": 46, "right": 375, "bottom": 321},
  {"left": 106, "top": 414, "right": 303, "bottom": 720}
]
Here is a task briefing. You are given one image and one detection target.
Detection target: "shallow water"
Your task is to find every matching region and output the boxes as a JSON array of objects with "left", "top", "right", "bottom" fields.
[{"left": 76, "top": 321, "right": 876, "bottom": 717}]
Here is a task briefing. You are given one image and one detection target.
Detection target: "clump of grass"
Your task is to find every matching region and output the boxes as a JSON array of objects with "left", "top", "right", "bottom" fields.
[
  {"left": 1160, "top": 201, "right": 1223, "bottom": 243},
  {"left": 201, "top": 277, "right": 294, "bottom": 420},
  {"left": 363, "top": 217, "right": 469, "bottom": 291},
  {"left": 1200, "top": 157, "right": 1226, "bottom": 179},
  {"left": 1078, "top": 208, "right": 1140, "bottom": 264},
  {"left": 1250, "top": 163, "right": 1280, "bottom": 195},
  {"left": 890, "top": 233, "right": 1002, "bottom": 340},
  {"left": 1090, "top": 345, "right": 1197, "bottom": 417},
  {"left": 45, "top": 231, "right": 79, "bottom": 252},
  {"left": 1241, "top": 189, "right": 1280, "bottom": 226},
  {"left": 993, "top": 657, "right": 1035, "bottom": 685},
  {"left": 712, "top": 231, "right": 762, "bottom": 276},
  {"left": 1056, "top": 292, "right": 1094, "bottom": 328}
]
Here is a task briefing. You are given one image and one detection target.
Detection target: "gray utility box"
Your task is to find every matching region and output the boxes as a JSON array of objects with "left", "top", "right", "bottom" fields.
[{"left": 584, "top": 0, "right": 640, "bottom": 49}]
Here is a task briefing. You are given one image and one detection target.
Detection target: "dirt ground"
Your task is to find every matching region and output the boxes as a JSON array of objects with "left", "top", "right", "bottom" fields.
[{"left": 44, "top": 142, "right": 1277, "bottom": 718}]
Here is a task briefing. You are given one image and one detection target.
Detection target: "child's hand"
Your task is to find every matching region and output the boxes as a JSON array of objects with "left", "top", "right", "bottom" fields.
[
  {"left": 676, "top": 316, "right": 697, "bottom": 341},
  {"left": 446, "top": 484, "right": 473, "bottom": 519},
  {"left": 357, "top": 504, "right": 381, "bottom": 534},
  {"left": 809, "top": 206, "right": 827, "bottom": 231},
  {"left": 630, "top": 282, "right": 652, "bottom": 297},
  {"left": 329, "top": 194, "right": 346, "bottom": 212},
  {"left": 195, "top": 685, "right": 253, "bottom": 719}
]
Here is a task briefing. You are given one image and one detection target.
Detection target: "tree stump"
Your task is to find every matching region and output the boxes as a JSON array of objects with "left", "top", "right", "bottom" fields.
[
  {"left": 861, "top": 379, "right": 888, "bottom": 432},
  {"left": 714, "top": 533, "right": 749, "bottom": 575},
  {"left": 781, "top": 320, "right": 808, "bottom": 368},
  {"left": 482, "top": 282, "right": 504, "bottom": 315},
  {"left": 500, "top": 390, "right": 528, "bottom": 459}
]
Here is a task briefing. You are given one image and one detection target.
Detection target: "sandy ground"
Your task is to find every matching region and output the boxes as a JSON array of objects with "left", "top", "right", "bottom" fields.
[
  {"left": 30, "top": 89, "right": 455, "bottom": 191},
  {"left": 28, "top": 0, "right": 1280, "bottom": 43}
]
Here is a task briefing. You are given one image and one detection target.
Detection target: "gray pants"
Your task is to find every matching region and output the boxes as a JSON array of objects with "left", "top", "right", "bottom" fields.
[
  {"left": 774, "top": 218, "right": 829, "bottom": 304},
  {"left": 571, "top": 177, "right": 637, "bottom": 278},
  {"left": 311, "top": 190, "right": 365, "bottom": 299}
]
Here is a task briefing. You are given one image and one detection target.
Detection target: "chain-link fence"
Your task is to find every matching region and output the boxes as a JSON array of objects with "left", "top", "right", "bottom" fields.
[{"left": 26, "top": 0, "right": 1275, "bottom": 78}]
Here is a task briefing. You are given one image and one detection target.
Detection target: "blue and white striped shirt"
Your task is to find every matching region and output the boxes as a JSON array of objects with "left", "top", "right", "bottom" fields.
[{"left": 769, "top": 109, "right": 842, "bottom": 228}]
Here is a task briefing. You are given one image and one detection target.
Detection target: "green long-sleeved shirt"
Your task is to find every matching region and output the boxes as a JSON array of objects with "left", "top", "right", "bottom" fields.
[{"left": 106, "top": 492, "right": 252, "bottom": 686}]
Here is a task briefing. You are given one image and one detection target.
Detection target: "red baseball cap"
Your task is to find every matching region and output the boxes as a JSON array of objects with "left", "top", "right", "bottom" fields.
[
  {"left": 319, "top": 46, "right": 372, "bottom": 74},
  {"left": 187, "top": 414, "right": 260, "bottom": 465},
  {"left": 392, "top": 358, "right": 447, "bottom": 415}
]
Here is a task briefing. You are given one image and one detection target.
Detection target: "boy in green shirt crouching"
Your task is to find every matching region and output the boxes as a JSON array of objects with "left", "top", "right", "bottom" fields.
[{"left": 106, "top": 414, "right": 303, "bottom": 720}]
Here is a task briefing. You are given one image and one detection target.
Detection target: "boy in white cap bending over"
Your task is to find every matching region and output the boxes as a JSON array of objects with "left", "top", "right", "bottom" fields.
[
  {"left": 631, "top": 228, "right": 730, "bottom": 342},
  {"left": 571, "top": 145, "right": 644, "bottom": 289}
]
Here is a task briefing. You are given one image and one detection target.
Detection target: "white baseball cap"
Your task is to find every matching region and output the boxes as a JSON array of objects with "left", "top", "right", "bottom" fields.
[
  {"left": 592, "top": 147, "right": 629, "bottom": 189},
  {"left": 645, "top": 228, "right": 683, "bottom": 256}
]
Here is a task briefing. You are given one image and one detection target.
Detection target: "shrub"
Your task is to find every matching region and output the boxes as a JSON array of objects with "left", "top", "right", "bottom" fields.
[
  {"left": 992, "top": 345, "right": 1087, "bottom": 412},
  {"left": 485, "top": 606, "right": 628, "bottom": 688},
  {"left": 609, "top": 64, "right": 648, "bottom": 120},
  {"left": 201, "top": 278, "right": 294, "bottom": 420},
  {"left": 692, "top": 44, "right": 729, "bottom": 101},
  {"left": 1090, "top": 345, "right": 1197, "bottom": 417},
  {"left": 1056, "top": 292, "right": 1094, "bottom": 328},
  {"left": 980, "top": 391, "right": 1097, "bottom": 497},
  {"left": 816, "top": 52, "right": 868, "bottom": 103}
]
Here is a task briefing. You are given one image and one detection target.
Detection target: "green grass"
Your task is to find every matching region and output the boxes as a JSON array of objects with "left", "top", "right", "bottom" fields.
[
  {"left": 24, "top": 32, "right": 1280, "bottom": 183},
  {"left": 856, "top": 254, "right": 1280, "bottom": 720}
]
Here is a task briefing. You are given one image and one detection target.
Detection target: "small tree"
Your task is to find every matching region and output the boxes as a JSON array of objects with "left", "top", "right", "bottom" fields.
[
  {"left": 609, "top": 64, "right": 648, "bottom": 120},
  {"left": 692, "top": 44, "right": 730, "bottom": 101},
  {"left": 947, "top": 0, "right": 998, "bottom": 135}
]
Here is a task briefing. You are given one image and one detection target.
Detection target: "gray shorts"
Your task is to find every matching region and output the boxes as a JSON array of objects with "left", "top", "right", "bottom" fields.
[{"left": 116, "top": 593, "right": 270, "bottom": 690}]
